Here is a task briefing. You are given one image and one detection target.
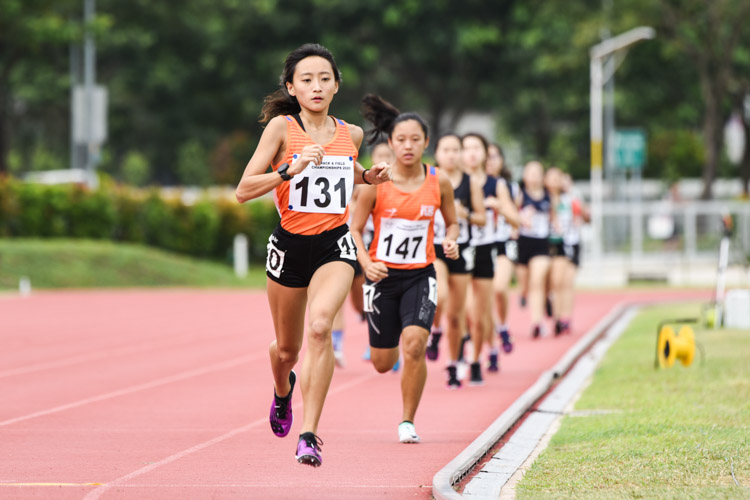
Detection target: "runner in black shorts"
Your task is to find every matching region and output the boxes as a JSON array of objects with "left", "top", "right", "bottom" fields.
[
  {"left": 235, "top": 44, "right": 391, "bottom": 467},
  {"left": 462, "top": 133, "right": 518, "bottom": 385},
  {"left": 425, "top": 133, "right": 486, "bottom": 391},
  {"left": 516, "top": 161, "right": 554, "bottom": 339},
  {"left": 352, "top": 94, "right": 459, "bottom": 443}
]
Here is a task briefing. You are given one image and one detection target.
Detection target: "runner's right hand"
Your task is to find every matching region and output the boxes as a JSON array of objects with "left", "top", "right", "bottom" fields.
[
  {"left": 364, "top": 261, "right": 389, "bottom": 282},
  {"left": 289, "top": 144, "right": 326, "bottom": 176}
]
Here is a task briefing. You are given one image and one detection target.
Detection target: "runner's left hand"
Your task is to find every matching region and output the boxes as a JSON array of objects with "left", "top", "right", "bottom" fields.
[{"left": 442, "top": 238, "right": 459, "bottom": 260}]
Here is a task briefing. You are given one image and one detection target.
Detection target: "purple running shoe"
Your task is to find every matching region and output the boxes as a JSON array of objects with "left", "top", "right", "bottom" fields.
[
  {"left": 296, "top": 432, "right": 323, "bottom": 467},
  {"left": 500, "top": 329, "right": 514, "bottom": 353},
  {"left": 269, "top": 370, "right": 296, "bottom": 437}
]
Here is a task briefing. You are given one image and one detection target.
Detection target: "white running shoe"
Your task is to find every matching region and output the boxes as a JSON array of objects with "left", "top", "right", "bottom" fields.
[
  {"left": 398, "top": 421, "right": 421, "bottom": 443},
  {"left": 456, "top": 360, "right": 470, "bottom": 381}
]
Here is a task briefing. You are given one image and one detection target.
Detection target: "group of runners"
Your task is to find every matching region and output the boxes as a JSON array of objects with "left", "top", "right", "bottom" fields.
[{"left": 235, "top": 44, "right": 589, "bottom": 467}]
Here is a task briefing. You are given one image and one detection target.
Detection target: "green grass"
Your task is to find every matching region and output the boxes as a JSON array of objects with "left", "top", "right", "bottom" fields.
[
  {"left": 517, "top": 304, "right": 750, "bottom": 500},
  {"left": 0, "top": 238, "right": 267, "bottom": 289}
]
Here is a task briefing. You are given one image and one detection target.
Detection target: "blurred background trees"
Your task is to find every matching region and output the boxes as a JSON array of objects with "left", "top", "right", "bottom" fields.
[{"left": 2, "top": 0, "right": 749, "bottom": 196}]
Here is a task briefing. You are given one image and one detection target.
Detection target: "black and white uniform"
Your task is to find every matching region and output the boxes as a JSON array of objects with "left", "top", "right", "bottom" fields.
[
  {"left": 495, "top": 179, "right": 519, "bottom": 262},
  {"left": 470, "top": 175, "right": 498, "bottom": 279},
  {"left": 433, "top": 172, "right": 474, "bottom": 274},
  {"left": 517, "top": 186, "right": 551, "bottom": 266}
]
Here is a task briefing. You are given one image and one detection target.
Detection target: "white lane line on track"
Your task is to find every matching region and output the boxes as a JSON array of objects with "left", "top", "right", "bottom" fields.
[
  {"left": 83, "top": 371, "right": 379, "bottom": 500},
  {"left": 0, "top": 335, "right": 229, "bottom": 379},
  {"left": 0, "top": 354, "right": 260, "bottom": 427}
]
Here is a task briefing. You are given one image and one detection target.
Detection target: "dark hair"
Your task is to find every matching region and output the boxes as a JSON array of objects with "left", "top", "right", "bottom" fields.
[
  {"left": 370, "top": 137, "right": 390, "bottom": 152},
  {"left": 260, "top": 43, "right": 342, "bottom": 123},
  {"left": 361, "top": 94, "right": 429, "bottom": 145},
  {"left": 490, "top": 142, "right": 512, "bottom": 182},
  {"left": 436, "top": 133, "right": 461, "bottom": 148},
  {"left": 462, "top": 132, "right": 489, "bottom": 155}
]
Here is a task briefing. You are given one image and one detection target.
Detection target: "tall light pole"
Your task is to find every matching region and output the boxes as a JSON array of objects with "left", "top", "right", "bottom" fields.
[{"left": 590, "top": 26, "right": 655, "bottom": 263}]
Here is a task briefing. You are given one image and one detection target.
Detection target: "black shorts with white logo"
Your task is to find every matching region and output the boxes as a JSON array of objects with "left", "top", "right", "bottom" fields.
[
  {"left": 265, "top": 224, "right": 357, "bottom": 288},
  {"left": 496, "top": 240, "right": 518, "bottom": 263},
  {"left": 434, "top": 243, "right": 475, "bottom": 274},
  {"left": 364, "top": 265, "right": 437, "bottom": 349},
  {"left": 551, "top": 241, "right": 581, "bottom": 267},
  {"left": 472, "top": 243, "right": 497, "bottom": 279}
]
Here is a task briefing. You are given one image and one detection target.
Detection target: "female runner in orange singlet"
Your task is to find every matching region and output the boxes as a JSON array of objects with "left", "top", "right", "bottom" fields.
[
  {"left": 351, "top": 94, "right": 459, "bottom": 443},
  {"left": 235, "top": 44, "right": 390, "bottom": 467}
]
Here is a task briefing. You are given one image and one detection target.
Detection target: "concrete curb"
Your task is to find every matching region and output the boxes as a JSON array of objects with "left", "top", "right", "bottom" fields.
[{"left": 431, "top": 302, "right": 632, "bottom": 500}]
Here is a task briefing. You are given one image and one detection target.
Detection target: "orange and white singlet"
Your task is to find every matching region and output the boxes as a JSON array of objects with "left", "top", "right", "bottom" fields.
[
  {"left": 369, "top": 165, "right": 441, "bottom": 270},
  {"left": 273, "top": 115, "right": 359, "bottom": 235}
]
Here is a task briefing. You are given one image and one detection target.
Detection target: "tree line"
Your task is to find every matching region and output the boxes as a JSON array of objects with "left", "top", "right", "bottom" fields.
[{"left": 1, "top": 0, "right": 749, "bottom": 197}]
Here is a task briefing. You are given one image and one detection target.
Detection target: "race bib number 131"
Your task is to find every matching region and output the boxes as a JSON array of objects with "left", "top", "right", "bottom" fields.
[{"left": 288, "top": 155, "right": 354, "bottom": 214}]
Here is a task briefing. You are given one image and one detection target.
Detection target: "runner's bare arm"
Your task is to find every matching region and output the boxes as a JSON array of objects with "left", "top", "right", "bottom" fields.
[
  {"left": 235, "top": 117, "right": 324, "bottom": 203},
  {"left": 438, "top": 173, "right": 460, "bottom": 260},
  {"left": 496, "top": 181, "right": 520, "bottom": 229},
  {"left": 468, "top": 174, "right": 487, "bottom": 227},
  {"left": 351, "top": 185, "right": 389, "bottom": 281}
]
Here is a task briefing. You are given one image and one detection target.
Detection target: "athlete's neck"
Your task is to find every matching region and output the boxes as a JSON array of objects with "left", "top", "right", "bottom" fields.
[
  {"left": 394, "top": 160, "right": 425, "bottom": 181},
  {"left": 299, "top": 109, "right": 331, "bottom": 131}
]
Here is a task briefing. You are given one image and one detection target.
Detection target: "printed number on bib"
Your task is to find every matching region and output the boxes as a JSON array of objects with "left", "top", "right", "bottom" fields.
[
  {"left": 337, "top": 232, "right": 357, "bottom": 260},
  {"left": 362, "top": 284, "right": 376, "bottom": 313},
  {"left": 266, "top": 239, "right": 285, "bottom": 279},
  {"left": 376, "top": 218, "right": 430, "bottom": 265},
  {"left": 288, "top": 155, "right": 354, "bottom": 214},
  {"left": 471, "top": 208, "right": 496, "bottom": 246}
]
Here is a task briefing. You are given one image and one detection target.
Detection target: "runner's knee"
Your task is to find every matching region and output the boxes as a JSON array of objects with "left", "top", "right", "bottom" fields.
[{"left": 308, "top": 316, "right": 333, "bottom": 344}]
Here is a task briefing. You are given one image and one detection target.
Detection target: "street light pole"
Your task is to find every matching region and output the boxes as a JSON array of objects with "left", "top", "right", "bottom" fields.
[
  {"left": 83, "top": 0, "right": 97, "bottom": 185},
  {"left": 590, "top": 26, "right": 655, "bottom": 264}
]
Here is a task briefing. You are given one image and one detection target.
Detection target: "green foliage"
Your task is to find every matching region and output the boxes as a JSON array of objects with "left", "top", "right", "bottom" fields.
[
  {"left": 120, "top": 151, "right": 151, "bottom": 186},
  {"left": 177, "top": 140, "right": 211, "bottom": 186},
  {"left": 647, "top": 129, "right": 704, "bottom": 182},
  {"left": 0, "top": 176, "right": 279, "bottom": 263}
]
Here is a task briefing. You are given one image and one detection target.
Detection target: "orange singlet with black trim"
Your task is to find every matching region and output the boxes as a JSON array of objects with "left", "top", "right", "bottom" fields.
[
  {"left": 369, "top": 165, "right": 441, "bottom": 270},
  {"left": 273, "top": 115, "right": 359, "bottom": 235}
]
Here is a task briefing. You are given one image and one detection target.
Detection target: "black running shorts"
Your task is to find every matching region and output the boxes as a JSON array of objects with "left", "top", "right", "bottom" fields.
[
  {"left": 517, "top": 235, "right": 550, "bottom": 266},
  {"left": 472, "top": 243, "right": 497, "bottom": 279},
  {"left": 434, "top": 243, "right": 475, "bottom": 274},
  {"left": 496, "top": 240, "right": 518, "bottom": 263},
  {"left": 550, "top": 241, "right": 580, "bottom": 267},
  {"left": 364, "top": 265, "right": 437, "bottom": 349},
  {"left": 266, "top": 224, "right": 357, "bottom": 288}
]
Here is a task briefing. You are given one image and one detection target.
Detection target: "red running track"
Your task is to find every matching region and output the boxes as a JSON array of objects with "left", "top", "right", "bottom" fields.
[{"left": 0, "top": 288, "right": 708, "bottom": 499}]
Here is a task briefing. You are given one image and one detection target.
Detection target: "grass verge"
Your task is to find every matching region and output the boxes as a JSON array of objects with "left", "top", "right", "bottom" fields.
[
  {"left": 0, "top": 238, "right": 267, "bottom": 289},
  {"left": 517, "top": 303, "right": 750, "bottom": 499}
]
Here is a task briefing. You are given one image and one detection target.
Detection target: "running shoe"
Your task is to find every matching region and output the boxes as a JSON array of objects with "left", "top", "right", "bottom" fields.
[
  {"left": 362, "top": 346, "right": 371, "bottom": 361},
  {"left": 392, "top": 357, "right": 401, "bottom": 372},
  {"left": 296, "top": 432, "right": 323, "bottom": 467},
  {"left": 398, "top": 421, "right": 421, "bottom": 443},
  {"left": 270, "top": 370, "right": 296, "bottom": 438},
  {"left": 499, "top": 329, "right": 514, "bottom": 354},
  {"left": 520, "top": 295, "right": 527, "bottom": 308},
  {"left": 487, "top": 353, "right": 499, "bottom": 373},
  {"left": 456, "top": 360, "right": 470, "bottom": 381},
  {"left": 487, "top": 351, "right": 499, "bottom": 373},
  {"left": 532, "top": 325, "right": 542, "bottom": 339},
  {"left": 425, "top": 331, "right": 442, "bottom": 361},
  {"left": 555, "top": 319, "right": 571, "bottom": 336},
  {"left": 469, "top": 362, "right": 484, "bottom": 386},
  {"left": 446, "top": 365, "right": 462, "bottom": 389}
]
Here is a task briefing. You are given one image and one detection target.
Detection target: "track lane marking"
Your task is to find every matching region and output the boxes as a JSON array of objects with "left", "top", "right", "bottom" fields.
[
  {"left": 83, "top": 371, "right": 379, "bottom": 500},
  {"left": 0, "top": 353, "right": 261, "bottom": 427}
]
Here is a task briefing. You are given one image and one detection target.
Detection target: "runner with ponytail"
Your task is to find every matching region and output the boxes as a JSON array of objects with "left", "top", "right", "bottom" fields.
[
  {"left": 351, "top": 94, "right": 459, "bottom": 443},
  {"left": 235, "top": 44, "right": 390, "bottom": 467}
]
